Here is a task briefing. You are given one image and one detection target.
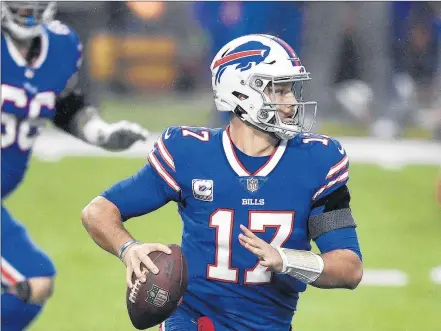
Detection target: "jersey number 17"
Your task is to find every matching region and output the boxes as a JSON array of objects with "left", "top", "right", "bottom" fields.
[{"left": 207, "top": 209, "right": 294, "bottom": 285}]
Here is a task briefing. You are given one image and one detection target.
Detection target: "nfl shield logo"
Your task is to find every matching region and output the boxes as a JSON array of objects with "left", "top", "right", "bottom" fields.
[
  {"left": 146, "top": 284, "right": 169, "bottom": 307},
  {"left": 247, "top": 178, "right": 259, "bottom": 192}
]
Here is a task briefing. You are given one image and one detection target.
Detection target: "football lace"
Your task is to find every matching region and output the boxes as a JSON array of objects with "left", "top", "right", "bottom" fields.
[{"left": 128, "top": 279, "right": 142, "bottom": 304}]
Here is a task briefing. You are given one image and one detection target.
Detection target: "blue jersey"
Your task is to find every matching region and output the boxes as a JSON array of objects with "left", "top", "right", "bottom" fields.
[
  {"left": 104, "top": 126, "right": 352, "bottom": 330},
  {"left": 1, "top": 21, "right": 82, "bottom": 199}
]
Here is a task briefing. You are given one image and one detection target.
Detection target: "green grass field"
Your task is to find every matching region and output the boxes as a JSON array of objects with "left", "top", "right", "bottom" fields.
[{"left": 5, "top": 156, "right": 440, "bottom": 331}]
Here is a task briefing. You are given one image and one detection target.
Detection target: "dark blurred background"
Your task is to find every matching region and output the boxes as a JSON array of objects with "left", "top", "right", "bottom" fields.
[{"left": 55, "top": 1, "right": 441, "bottom": 140}]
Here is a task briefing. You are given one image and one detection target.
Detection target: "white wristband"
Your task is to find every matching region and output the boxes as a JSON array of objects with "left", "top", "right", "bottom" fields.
[
  {"left": 276, "top": 247, "right": 324, "bottom": 284},
  {"left": 277, "top": 247, "right": 290, "bottom": 273},
  {"left": 82, "top": 112, "right": 110, "bottom": 145}
]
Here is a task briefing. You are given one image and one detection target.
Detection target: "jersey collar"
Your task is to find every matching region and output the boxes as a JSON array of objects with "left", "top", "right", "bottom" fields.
[
  {"left": 4, "top": 30, "right": 49, "bottom": 69},
  {"left": 222, "top": 126, "right": 287, "bottom": 177}
]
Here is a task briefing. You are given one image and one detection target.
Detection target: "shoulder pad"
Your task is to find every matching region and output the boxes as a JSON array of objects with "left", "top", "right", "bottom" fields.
[
  {"left": 148, "top": 126, "right": 181, "bottom": 193},
  {"left": 147, "top": 126, "right": 218, "bottom": 192},
  {"left": 45, "top": 21, "right": 83, "bottom": 71},
  {"left": 154, "top": 126, "right": 182, "bottom": 169},
  {"left": 161, "top": 125, "right": 215, "bottom": 148},
  {"left": 299, "top": 134, "right": 350, "bottom": 201}
]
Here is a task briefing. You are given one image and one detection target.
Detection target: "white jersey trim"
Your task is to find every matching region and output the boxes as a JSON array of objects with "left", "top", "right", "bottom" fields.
[
  {"left": 4, "top": 30, "right": 49, "bottom": 69},
  {"left": 157, "top": 136, "right": 176, "bottom": 171},
  {"left": 1, "top": 257, "right": 25, "bottom": 287},
  {"left": 148, "top": 152, "right": 180, "bottom": 192},
  {"left": 312, "top": 171, "right": 349, "bottom": 201},
  {"left": 326, "top": 155, "right": 349, "bottom": 179},
  {"left": 221, "top": 128, "right": 287, "bottom": 177}
]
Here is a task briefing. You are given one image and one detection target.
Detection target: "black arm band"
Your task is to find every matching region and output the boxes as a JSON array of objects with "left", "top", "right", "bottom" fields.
[
  {"left": 311, "top": 185, "right": 351, "bottom": 212},
  {"left": 16, "top": 280, "right": 32, "bottom": 303},
  {"left": 308, "top": 185, "right": 356, "bottom": 240}
]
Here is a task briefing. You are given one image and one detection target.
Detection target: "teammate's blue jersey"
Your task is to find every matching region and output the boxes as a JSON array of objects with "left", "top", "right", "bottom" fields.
[
  {"left": 105, "top": 125, "right": 351, "bottom": 330},
  {"left": 1, "top": 21, "right": 82, "bottom": 198}
]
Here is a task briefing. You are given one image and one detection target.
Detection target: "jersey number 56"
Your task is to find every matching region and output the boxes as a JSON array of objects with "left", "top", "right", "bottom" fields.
[{"left": 1, "top": 85, "right": 55, "bottom": 151}]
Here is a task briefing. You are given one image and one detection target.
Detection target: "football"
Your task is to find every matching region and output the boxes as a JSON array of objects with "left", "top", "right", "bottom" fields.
[{"left": 126, "top": 244, "right": 188, "bottom": 330}]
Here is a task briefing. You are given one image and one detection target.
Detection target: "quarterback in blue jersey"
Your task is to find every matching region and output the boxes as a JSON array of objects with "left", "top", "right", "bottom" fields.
[
  {"left": 1, "top": 2, "right": 149, "bottom": 330},
  {"left": 82, "top": 34, "right": 363, "bottom": 331}
]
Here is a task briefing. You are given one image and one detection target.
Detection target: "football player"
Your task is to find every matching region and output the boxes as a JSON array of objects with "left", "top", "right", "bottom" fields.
[
  {"left": 1, "top": 2, "right": 149, "bottom": 330},
  {"left": 82, "top": 34, "right": 363, "bottom": 331}
]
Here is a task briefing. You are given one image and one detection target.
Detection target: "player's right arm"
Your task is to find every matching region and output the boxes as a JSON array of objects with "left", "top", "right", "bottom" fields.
[
  {"left": 81, "top": 128, "right": 182, "bottom": 287},
  {"left": 49, "top": 22, "right": 148, "bottom": 151}
]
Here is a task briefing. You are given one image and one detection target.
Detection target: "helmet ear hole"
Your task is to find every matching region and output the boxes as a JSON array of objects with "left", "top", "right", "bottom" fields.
[{"left": 232, "top": 91, "right": 249, "bottom": 101}]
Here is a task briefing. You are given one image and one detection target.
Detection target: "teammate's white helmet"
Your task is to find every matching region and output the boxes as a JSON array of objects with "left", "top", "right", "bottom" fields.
[
  {"left": 211, "top": 34, "right": 317, "bottom": 140},
  {"left": 1, "top": 1, "right": 56, "bottom": 40}
]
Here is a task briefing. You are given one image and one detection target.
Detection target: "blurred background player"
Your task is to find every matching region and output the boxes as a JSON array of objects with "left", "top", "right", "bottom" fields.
[
  {"left": 1, "top": 2, "right": 149, "bottom": 330},
  {"left": 372, "top": 2, "right": 441, "bottom": 139},
  {"left": 81, "top": 34, "right": 363, "bottom": 331}
]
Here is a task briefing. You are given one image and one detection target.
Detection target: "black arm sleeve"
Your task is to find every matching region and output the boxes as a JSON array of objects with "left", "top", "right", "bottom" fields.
[
  {"left": 53, "top": 89, "right": 88, "bottom": 133},
  {"left": 308, "top": 185, "right": 356, "bottom": 240},
  {"left": 311, "top": 184, "right": 351, "bottom": 212}
]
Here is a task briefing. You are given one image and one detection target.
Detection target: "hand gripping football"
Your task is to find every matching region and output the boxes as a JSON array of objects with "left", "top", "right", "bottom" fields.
[{"left": 126, "top": 244, "right": 188, "bottom": 330}]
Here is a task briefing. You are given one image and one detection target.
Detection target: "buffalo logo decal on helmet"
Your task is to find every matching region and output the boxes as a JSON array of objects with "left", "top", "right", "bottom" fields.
[{"left": 213, "top": 41, "right": 271, "bottom": 84}]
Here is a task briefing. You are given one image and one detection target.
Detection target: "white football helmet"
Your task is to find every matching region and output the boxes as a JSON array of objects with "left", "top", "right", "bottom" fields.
[
  {"left": 211, "top": 34, "right": 317, "bottom": 140},
  {"left": 1, "top": 1, "right": 56, "bottom": 40}
]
